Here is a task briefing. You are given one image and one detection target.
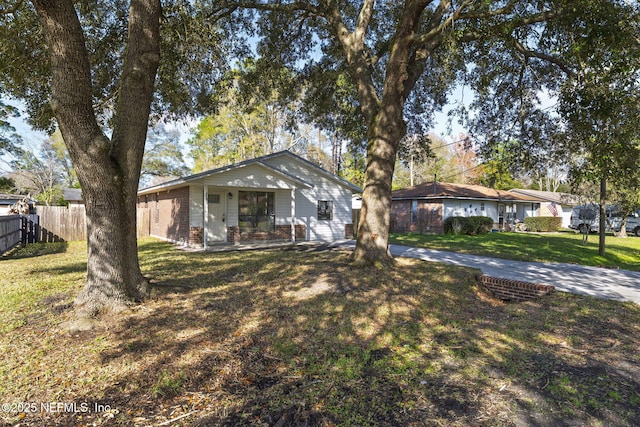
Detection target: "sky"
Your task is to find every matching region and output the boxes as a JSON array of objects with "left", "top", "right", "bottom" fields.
[{"left": 2, "top": 94, "right": 470, "bottom": 176}]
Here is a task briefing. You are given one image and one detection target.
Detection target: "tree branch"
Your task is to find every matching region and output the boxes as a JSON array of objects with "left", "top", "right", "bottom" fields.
[
  {"left": 31, "top": 0, "right": 104, "bottom": 156},
  {"left": 512, "top": 38, "right": 574, "bottom": 77},
  {"left": 458, "top": 9, "right": 560, "bottom": 43},
  {"left": 354, "top": 0, "right": 375, "bottom": 46},
  {"left": 0, "top": 0, "right": 24, "bottom": 15},
  {"left": 110, "top": 0, "right": 161, "bottom": 171},
  {"left": 409, "top": 0, "right": 471, "bottom": 47},
  {"left": 216, "top": 0, "right": 319, "bottom": 16},
  {"left": 402, "top": 0, "right": 473, "bottom": 99}
]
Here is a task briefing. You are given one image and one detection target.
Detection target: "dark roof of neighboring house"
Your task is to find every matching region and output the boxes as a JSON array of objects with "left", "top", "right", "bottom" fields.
[
  {"left": 0, "top": 193, "right": 29, "bottom": 205},
  {"left": 392, "top": 182, "right": 546, "bottom": 202},
  {"left": 138, "top": 150, "right": 362, "bottom": 195},
  {"left": 509, "top": 189, "right": 580, "bottom": 206},
  {"left": 63, "top": 188, "right": 83, "bottom": 202}
]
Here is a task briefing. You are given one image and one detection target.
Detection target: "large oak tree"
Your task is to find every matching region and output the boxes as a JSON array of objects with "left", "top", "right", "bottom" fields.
[
  {"left": 1, "top": 0, "right": 230, "bottom": 314},
  {"left": 219, "top": 0, "right": 638, "bottom": 265},
  {"left": 31, "top": 0, "right": 160, "bottom": 314}
]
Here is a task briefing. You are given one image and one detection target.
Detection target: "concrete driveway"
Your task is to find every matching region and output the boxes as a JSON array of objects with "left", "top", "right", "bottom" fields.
[
  {"left": 327, "top": 241, "right": 640, "bottom": 304},
  {"left": 390, "top": 244, "right": 640, "bottom": 304}
]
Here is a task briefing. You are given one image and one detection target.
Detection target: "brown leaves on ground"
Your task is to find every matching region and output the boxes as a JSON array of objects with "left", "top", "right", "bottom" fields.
[{"left": 1, "top": 240, "right": 639, "bottom": 426}]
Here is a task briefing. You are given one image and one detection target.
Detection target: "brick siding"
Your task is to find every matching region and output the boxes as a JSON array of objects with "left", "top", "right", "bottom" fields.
[
  {"left": 190, "top": 227, "right": 203, "bottom": 245},
  {"left": 227, "top": 224, "right": 307, "bottom": 243},
  {"left": 390, "top": 200, "right": 443, "bottom": 234},
  {"left": 478, "top": 275, "right": 555, "bottom": 302},
  {"left": 142, "top": 187, "right": 190, "bottom": 245}
]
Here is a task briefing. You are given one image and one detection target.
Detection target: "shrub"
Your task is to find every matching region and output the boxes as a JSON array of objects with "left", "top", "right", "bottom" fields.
[
  {"left": 444, "top": 216, "right": 465, "bottom": 234},
  {"left": 444, "top": 216, "right": 494, "bottom": 235},
  {"left": 467, "top": 216, "right": 494, "bottom": 234},
  {"left": 524, "top": 216, "right": 562, "bottom": 232}
]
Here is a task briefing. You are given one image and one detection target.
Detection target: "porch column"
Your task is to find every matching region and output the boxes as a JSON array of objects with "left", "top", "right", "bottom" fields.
[
  {"left": 203, "top": 185, "right": 209, "bottom": 250},
  {"left": 291, "top": 188, "right": 296, "bottom": 243}
]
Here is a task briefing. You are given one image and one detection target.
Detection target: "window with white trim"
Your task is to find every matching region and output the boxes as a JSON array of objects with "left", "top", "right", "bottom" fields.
[{"left": 318, "top": 201, "right": 333, "bottom": 220}]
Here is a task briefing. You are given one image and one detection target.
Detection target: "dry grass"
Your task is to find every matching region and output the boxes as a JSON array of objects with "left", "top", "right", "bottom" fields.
[{"left": 1, "top": 239, "right": 639, "bottom": 426}]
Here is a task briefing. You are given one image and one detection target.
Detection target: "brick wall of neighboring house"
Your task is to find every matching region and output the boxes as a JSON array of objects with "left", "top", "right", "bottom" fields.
[
  {"left": 421, "top": 202, "right": 443, "bottom": 234},
  {"left": 142, "top": 187, "right": 190, "bottom": 245},
  {"left": 390, "top": 200, "right": 444, "bottom": 234},
  {"left": 390, "top": 200, "right": 412, "bottom": 233}
]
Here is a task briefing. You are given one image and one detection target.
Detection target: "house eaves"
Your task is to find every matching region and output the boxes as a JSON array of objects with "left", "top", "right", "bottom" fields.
[
  {"left": 138, "top": 150, "right": 362, "bottom": 196},
  {"left": 267, "top": 150, "right": 363, "bottom": 193},
  {"left": 391, "top": 181, "right": 547, "bottom": 203},
  {"left": 138, "top": 159, "right": 313, "bottom": 196},
  {"left": 509, "top": 189, "right": 579, "bottom": 205}
]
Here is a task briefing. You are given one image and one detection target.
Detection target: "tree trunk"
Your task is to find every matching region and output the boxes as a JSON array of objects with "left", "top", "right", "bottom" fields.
[
  {"left": 616, "top": 216, "right": 629, "bottom": 238},
  {"left": 352, "top": 116, "right": 404, "bottom": 266},
  {"left": 598, "top": 176, "right": 606, "bottom": 256},
  {"left": 74, "top": 167, "right": 148, "bottom": 314},
  {"left": 32, "top": 0, "right": 160, "bottom": 315},
  {"left": 350, "top": 2, "right": 422, "bottom": 266}
]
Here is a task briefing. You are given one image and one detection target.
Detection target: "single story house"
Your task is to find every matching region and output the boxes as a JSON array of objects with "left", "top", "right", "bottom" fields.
[
  {"left": 508, "top": 189, "right": 579, "bottom": 229},
  {"left": 391, "top": 181, "right": 547, "bottom": 234},
  {"left": 63, "top": 188, "right": 84, "bottom": 209},
  {"left": 137, "top": 150, "right": 362, "bottom": 248}
]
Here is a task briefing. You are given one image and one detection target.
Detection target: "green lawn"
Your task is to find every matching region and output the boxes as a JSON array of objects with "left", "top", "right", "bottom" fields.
[
  {"left": 390, "top": 231, "right": 640, "bottom": 271},
  {"left": 1, "top": 239, "right": 639, "bottom": 426}
]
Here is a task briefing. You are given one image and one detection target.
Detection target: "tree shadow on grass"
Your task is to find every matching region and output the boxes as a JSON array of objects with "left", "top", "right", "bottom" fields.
[
  {"left": 1, "top": 241, "right": 69, "bottom": 260},
  {"left": 6, "top": 240, "right": 640, "bottom": 426}
]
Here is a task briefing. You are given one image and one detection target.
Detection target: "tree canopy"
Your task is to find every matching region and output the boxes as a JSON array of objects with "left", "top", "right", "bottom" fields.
[{"left": 210, "top": 0, "right": 640, "bottom": 264}]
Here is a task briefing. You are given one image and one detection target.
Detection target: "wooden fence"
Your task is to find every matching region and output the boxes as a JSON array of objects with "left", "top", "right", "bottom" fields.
[
  {"left": 31, "top": 206, "right": 150, "bottom": 243},
  {"left": 0, "top": 215, "right": 23, "bottom": 254},
  {"left": 36, "top": 206, "right": 87, "bottom": 242}
]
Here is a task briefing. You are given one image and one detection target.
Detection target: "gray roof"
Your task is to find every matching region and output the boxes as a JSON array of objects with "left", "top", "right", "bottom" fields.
[
  {"left": 63, "top": 188, "right": 83, "bottom": 202},
  {"left": 0, "top": 193, "right": 29, "bottom": 205},
  {"left": 509, "top": 189, "right": 579, "bottom": 206},
  {"left": 0, "top": 193, "right": 35, "bottom": 206}
]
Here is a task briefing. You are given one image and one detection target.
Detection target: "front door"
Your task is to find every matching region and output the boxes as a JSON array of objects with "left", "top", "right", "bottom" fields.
[
  {"left": 498, "top": 204, "right": 505, "bottom": 228},
  {"left": 207, "top": 192, "right": 225, "bottom": 243}
]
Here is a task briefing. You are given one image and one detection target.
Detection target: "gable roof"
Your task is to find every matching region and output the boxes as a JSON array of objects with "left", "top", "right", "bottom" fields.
[
  {"left": 392, "top": 182, "right": 545, "bottom": 202},
  {"left": 138, "top": 150, "right": 362, "bottom": 195}
]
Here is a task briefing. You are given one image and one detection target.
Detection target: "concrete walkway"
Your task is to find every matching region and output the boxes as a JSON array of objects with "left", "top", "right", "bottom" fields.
[{"left": 326, "top": 241, "right": 640, "bottom": 304}]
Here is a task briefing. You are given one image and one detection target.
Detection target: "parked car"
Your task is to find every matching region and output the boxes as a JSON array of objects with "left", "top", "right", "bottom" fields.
[
  {"left": 623, "top": 211, "right": 640, "bottom": 237},
  {"left": 570, "top": 204, "right": 640, "bottom": 236}
]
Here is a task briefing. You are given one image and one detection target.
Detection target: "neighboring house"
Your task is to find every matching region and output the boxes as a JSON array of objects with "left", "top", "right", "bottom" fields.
[
  {"left": 509, "top": 189, "right": 579, "bottom": 229},
  {"left": 391, "top": 182, "right": 547, "bottom": 234},
  {"left": 63, "top": 188, "right": 84, "bottom": 209},
  {"left": 137, "top": 150, "right": 362, "bottom": 248},
  {"left": 0, "top": 193, "right": 35, "bottom": 215}
]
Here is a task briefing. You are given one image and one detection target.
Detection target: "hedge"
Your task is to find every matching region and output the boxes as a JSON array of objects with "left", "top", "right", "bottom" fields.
[
  {"left": 444, "top": 216, "right": 494, "bottom": 235},
  {"left": 523, "top": 216, "right": 562, "bottom": 232}
]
